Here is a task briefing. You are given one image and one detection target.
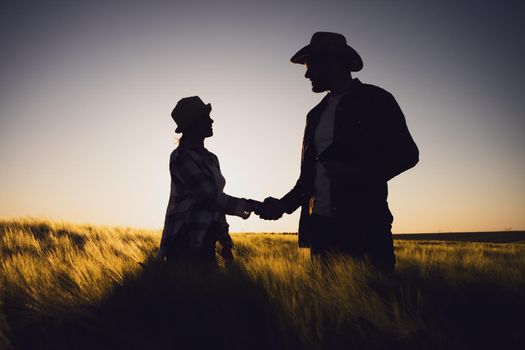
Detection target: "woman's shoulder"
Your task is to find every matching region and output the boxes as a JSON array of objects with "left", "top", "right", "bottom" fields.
[
  {"left": 205, "top": 149, "right": 219, "bottom": 162},
  {"left": 170, "top": 147, "right": 213, "bottom": 164},
  {"left": 170, "top": 147, "right": 191, "bottom": 158}
]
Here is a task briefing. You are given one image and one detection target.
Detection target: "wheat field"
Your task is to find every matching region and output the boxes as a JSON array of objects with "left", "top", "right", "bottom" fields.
[{"left": 1, "top": 218, "right": 524, "bottom": 349}]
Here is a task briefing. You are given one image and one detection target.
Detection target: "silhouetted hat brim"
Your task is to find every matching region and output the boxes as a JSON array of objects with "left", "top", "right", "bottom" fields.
[
  {"left": 175, "top": 103, "right": 212, "bottom": 133},
  {"left": 291, "top": 45, "right": 363, "bottom": 71}
]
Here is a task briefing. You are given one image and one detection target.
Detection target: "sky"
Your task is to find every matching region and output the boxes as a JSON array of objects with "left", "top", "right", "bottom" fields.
[{"left": 1, "top": 0, "right": 524, "bottom": 233}]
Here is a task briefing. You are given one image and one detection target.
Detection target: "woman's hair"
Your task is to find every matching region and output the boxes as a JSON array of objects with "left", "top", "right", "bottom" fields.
[{"left": 176, "top": 133, "right": 191, "bottom": 145}]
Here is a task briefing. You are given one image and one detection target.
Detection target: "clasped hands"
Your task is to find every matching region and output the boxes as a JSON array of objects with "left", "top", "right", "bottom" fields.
[
  {"left": 245, "top": 197, "right": 285, "bottom": 220},
  {"left": 244, "top": 163, "right": 360, "bottom": 221}
]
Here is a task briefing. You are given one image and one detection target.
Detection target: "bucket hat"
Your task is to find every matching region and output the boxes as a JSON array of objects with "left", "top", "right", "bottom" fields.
[{"left": 171, "top": 96, "right": 211, "bottom": 133}]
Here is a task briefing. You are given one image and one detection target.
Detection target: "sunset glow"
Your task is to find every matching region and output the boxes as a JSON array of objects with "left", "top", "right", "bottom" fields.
[{"left": 1, "top": 0, "right": 524, "bottom": 233}]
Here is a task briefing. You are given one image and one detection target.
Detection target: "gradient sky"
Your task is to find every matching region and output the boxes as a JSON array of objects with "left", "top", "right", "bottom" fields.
[{"left": 1, "top": 0, "right": 524, "bottom": 233}]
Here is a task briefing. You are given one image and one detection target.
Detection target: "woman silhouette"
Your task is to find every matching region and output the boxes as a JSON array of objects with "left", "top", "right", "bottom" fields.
[{"left": 154, "top": 96, "right": 259, "bottom": 264}]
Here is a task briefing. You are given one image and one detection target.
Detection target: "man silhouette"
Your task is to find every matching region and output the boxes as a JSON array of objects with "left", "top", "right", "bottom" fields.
[{"left": 256, "top": 32, "right": 419, "bottom": 272}]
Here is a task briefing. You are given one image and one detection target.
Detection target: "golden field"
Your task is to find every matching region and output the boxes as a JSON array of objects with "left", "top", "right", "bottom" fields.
[{"left": 1, "top": 218, "right": 524, "bottom": 349}]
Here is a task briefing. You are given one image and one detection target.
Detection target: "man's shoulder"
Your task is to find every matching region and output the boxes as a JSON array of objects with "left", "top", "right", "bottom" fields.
[{"left": 356, "top": 82, "right": 394, "bottom": 100}]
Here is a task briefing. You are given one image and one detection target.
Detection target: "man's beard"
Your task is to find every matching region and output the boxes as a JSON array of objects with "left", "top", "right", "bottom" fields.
[{"left": 310, "top": 79, "right": 329, "bottom": 93}]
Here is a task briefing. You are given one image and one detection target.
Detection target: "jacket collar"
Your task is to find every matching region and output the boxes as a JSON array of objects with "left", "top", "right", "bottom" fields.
[
  {"left": 328, "top": 77, "right": 362, "bottom": 98},
  {"left": 313, "top": 78, "right": 362, "bottom": 112}
]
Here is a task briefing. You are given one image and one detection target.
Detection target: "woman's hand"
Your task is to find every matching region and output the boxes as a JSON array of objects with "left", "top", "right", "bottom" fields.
[
  {"left": 240, "top": 199, "right": 262, "bottom": 219},
  {"left": 219, "top": 244, "right": 234, "bottom": 262},
  {"left": 246, "top": 199, "right": 262, "bottom": 212}
]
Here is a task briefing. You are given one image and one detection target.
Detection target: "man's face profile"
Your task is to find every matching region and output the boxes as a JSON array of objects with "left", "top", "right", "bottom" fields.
[{"left": 304, "top": 55, "right": 334, "bottom": 93}]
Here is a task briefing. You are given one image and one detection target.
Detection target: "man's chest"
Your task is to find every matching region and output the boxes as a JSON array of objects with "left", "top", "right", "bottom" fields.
[{"left": 310, "top": 97, "right": 372, "bottom": 145}]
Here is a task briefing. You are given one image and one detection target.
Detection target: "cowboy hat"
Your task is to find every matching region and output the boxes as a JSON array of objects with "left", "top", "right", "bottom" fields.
[
  {"left": 290, "top": 32, "right": 363, "bottom": 71},
  {"left": 171, "top": 96, "right": 212, "bottom": 133}
]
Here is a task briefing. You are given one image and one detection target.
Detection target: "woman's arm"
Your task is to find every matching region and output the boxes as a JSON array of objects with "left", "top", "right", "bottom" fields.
[{"left": 172, "top": 150, "right": 253, "bottom": 218}]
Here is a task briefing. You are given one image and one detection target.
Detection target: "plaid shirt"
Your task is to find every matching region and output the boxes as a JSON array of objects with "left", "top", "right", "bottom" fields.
[{"left": 158, "top": 146, "right": 250, "bottom": 256}]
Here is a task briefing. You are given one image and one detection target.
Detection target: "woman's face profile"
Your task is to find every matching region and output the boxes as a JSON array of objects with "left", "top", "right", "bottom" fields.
[{"left": 191, "top": 114, "right": 214, "bottom": 138}]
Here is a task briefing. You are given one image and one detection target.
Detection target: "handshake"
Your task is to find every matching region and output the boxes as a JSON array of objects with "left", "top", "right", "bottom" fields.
[{"left": 245, "top": 197, "right": 286, "bottom": 220}]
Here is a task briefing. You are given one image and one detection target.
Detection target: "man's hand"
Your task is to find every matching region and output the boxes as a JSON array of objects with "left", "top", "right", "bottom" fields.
[
  {"left": 322, "top": 161, "right": 362, "bottom": 182},
  {"left": 254, "top": 197, "right": 285, "bottom": 220}
]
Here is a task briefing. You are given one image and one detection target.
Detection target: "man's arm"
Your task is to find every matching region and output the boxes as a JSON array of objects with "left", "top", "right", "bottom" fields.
[
  {"left": 280, "top": 110, "right": 317, "bottom": 214},
  {"left": 367, "top": 91, "right": 419, "bottom": 182},
  {"left": 279, "top": 177, "right": 307, "bottom": 214},
  {"left": 257, "top": 105, "right": 321, "bottom": 220},
  {"left": 256, "top": 177, "right": 305, "bottom": 220},
  {"left": 265, "top": 118, "right": 314, "bottom": 218}
]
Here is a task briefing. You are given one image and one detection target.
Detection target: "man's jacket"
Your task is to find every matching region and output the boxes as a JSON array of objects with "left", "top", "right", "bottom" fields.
[{"left": 280, "top": 79, "right": 419, "bottom": 247}]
